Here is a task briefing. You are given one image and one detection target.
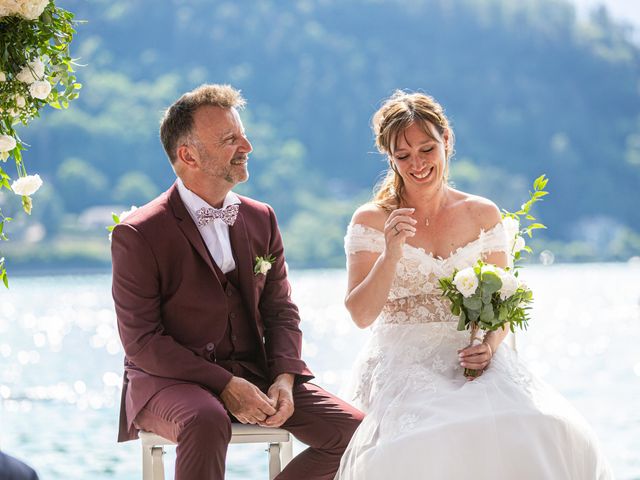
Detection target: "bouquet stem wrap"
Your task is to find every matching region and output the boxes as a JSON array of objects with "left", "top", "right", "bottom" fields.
[{"left": 465, "top": 323, "right": 483, "bottom": 379}]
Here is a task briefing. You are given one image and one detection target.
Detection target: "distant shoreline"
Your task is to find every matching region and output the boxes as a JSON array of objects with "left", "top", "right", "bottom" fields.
[
  {"left": 4, "top": 260, "right": 638, "bottom": 280},
  {"left": 7, "top": 266, "right": 112, "bottom": 278}
]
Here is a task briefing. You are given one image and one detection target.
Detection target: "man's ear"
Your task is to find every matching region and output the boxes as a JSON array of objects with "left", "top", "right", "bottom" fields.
[{"left": 176, "top": 143, "right": 198, "bottom": 169}]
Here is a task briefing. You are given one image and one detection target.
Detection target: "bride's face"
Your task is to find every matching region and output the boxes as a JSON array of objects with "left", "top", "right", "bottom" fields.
[{"left": 390, "top": 121, "right": 449, "bottom": 191}]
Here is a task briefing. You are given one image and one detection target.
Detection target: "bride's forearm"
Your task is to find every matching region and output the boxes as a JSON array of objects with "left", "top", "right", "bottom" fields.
[
  {"left": 483, "top": 326, "right": 509, "bottom": 353},
  {"left": 345, "top": 253, "right": 397, "bottom": 328}
]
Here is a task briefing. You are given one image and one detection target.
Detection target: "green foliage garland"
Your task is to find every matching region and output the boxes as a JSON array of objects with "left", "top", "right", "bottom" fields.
[{"left": 0, "top": 0, "right": 80, "bottom": 285}]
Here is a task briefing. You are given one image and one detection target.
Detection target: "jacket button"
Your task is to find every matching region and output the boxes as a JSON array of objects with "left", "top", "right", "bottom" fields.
[
  {"left": 231, "top": 334, "right": 237, "bottom": 342},
  {"left": 227, "top": 290, "right": 233, "bottom": 297},
  {"left": 230, "top": 312, "right": 237, "bottom": 319},
  {"left": 205, "top": 342, "right": 215, "bottom": 352}
]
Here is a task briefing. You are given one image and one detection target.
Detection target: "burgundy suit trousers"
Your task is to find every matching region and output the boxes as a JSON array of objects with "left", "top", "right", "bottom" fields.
[{"left": 134, "top": 382, "right": 363, "bottom": 480}]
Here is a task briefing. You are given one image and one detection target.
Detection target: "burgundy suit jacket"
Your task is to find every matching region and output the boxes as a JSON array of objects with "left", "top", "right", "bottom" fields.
[{"left": 111, "top": 183, "right": 314, "bottom": 442}]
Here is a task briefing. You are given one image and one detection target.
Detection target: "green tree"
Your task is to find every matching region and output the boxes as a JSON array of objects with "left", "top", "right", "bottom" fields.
[
  {"left": 56, "top": 157, "right": 108, "bottom": 212},
  {"left": 113, "top": 171, "right": 160, "bottom": 206}
]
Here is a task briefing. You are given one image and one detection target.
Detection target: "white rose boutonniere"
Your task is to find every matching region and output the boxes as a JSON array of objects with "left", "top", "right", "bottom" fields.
[{"left": 254, "top": 254, "right": 276, "bottom": 276}]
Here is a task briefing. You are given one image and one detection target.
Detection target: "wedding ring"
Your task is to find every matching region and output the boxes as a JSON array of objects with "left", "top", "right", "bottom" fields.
[{"left": 393, "top": 224, "right": 400, "bottom": 235}]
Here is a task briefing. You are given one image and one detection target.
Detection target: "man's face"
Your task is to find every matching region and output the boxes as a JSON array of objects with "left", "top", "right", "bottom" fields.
[{"left": 190, "top": 105, "right": 253, "bottom": 188}]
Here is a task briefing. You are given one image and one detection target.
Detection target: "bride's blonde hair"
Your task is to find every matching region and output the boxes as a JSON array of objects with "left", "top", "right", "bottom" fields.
[{"left": 372, "top": 90, "right": 454, "bottom": 211}]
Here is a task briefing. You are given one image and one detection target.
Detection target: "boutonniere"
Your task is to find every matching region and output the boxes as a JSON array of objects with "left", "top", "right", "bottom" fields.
[{"left": 254, "top": 254, "right": 276, "bottom": 275}]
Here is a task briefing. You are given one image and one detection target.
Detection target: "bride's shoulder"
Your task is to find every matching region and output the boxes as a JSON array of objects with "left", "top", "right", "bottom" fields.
[
  {"left": 350, "top": 203, "right": 387, "bottom": 232},
  {"left": 449, "top": 190, "right": 501, "bottom": 231}
]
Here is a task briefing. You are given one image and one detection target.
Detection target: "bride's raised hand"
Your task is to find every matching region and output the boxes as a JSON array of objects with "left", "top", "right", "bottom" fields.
[{"left": 383, "top": 207, "right": 417, "bottom": 261}]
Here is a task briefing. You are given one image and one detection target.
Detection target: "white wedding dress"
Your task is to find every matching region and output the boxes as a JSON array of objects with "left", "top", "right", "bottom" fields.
[{"left": 336, "top": 222, "right": 613, "bottom": 480}]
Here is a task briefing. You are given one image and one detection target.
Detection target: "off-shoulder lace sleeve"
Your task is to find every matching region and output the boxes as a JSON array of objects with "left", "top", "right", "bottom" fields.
[
  {"left": 480, "top": 222, "right": 510, "bottom": 255},
  {"left": 344, "top": 223, "right": 385, "bottom": 255}
]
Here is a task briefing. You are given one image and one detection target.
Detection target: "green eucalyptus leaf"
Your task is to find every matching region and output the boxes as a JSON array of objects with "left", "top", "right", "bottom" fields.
[
  {"left": 463, "top": 295, "right": 482, "bottom": 311},
  {"left": 480, "top": 304, "right": 494, "bottom": 323},
  {"left": 468, "top": 309, "right": 480, "bottom": 322},
  {"left": 481, "top": 271, "right": 502, "bottom": 294}
]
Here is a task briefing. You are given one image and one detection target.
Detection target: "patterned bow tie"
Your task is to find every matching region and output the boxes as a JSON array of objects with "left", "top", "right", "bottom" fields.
[{"left": 195, "top": 204, "right": 240, "bottom": 227}]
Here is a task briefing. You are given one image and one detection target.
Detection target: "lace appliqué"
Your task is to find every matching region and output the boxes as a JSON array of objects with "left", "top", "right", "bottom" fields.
[{"left": 343, "top": 222, "right": 510, "bottom": 327}]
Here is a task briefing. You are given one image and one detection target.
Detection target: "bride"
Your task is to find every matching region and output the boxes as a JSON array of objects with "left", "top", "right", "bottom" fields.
[{"left": 336, "top": 91, "right": 613, "bottom": 479}]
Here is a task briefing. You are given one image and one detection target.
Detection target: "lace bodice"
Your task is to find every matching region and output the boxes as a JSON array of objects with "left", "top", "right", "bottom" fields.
[{"left": 344, "top": 222, "right": 510, "bottom": 326}]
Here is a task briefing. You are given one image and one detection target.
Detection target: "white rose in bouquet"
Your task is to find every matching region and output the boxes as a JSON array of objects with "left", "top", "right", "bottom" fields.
[
  {"left": 16, "top": 59, "right": 45, "bottom": 84},
  {"left": 498, "top": 270, "right": 519, "bottom": 300},
  {"left": 0, "top": 135, "right": 17, "bottom": 153},
  {"left": 453, "top": 267, "right": 479, "bottom": 297},
  {"left": 0, "top": 71, "right": 6, "bottom": 82},
  {"left": 481, "top": 264, "right": 497, "bottom": 274},
  {"left": 11, "top": 174, "right": 43, "bottom": 196},
  {"left": 29, "top": 80, "right": 52, "bottom": 100}
]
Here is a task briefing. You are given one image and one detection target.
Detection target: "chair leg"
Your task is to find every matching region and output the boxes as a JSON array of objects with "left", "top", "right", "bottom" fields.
[
  {"left": 150, "top": 446, "right": 166, "bottom": 480},
  {"left": 267, "top": 442, "right": 282, "bottom": 480},
  {"left": 280, "top": 439, "right": 293, "bottom": 468},
  {"left": 142, "top": 445, "right": 153, "bottom": 480}
]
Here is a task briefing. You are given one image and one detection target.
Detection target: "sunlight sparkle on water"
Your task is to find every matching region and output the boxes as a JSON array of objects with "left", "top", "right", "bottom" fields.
[{"left": 0, "top": 268, "right": 638, "bottom": 479}]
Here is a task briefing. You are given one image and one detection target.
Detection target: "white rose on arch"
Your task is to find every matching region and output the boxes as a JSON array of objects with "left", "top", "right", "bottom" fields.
[
  {"left": 0, "top": 0, "right": 49, "bottom": 20},
  {"left": 16, "top": 59, "right": 46, "bottom": 84},
  {"left": 0, "top": 135, "right": 17, "bottom": 154},
  {"left": 20, "top": 0, "right": 50, "bottom": 20},
  {"left": 29, "top": 80, "right": 52, "bottom": 100},
  {"left": 11, "top": 174, "right": 43, "bottom": 196}
]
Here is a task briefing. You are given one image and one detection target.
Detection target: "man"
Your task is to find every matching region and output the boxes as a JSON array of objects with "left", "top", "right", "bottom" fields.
[
  {"left": 111, "top": 84, "right": 363, "bottom": 479},
  {"left": 0, "top": 452, "right": 39, "bottom": 480}
]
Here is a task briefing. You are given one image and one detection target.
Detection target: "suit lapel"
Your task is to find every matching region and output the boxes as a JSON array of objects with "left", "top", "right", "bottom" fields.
[
  {"left": 228, "top": 206, "right": 258, "bottom": 316},
  {"left": 168, "top": 183, "right": 218, "bottom": 276}
]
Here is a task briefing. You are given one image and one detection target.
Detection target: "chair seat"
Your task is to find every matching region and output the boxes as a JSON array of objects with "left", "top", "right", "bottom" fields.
[{"left": 139, "top": 424, "right": 291, "bottom": 445}]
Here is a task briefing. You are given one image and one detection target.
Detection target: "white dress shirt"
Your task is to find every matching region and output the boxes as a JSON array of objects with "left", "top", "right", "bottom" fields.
[{"left": 176, "top": 178, "right": 241, "bottom": 273}]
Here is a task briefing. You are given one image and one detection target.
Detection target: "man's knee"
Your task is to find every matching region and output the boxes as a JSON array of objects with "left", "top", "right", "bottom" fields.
[
  {"left": 331, "top": 409, "right": 364, "bottom": 451},
  {"left": 180, "top": 403, "right": 232, "bottom": 445}
]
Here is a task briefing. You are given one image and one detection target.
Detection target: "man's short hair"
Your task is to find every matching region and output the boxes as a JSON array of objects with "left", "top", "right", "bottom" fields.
[{"left": 160, "top": 84, "right": 246, "bottom": 164}]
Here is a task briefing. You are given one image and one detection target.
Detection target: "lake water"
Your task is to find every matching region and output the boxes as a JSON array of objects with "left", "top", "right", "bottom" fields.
[{"left": 1, "top": 264, "right": 639, "bottom": 479}]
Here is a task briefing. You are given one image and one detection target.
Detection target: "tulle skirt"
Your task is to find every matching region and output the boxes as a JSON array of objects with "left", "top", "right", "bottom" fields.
[{"left": 336, "top": 322, "right": 613, "bottom": 480}]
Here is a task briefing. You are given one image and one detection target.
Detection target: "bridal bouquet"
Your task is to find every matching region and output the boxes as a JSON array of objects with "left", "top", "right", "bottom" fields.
[{"left": 438, "top": 175, "right": 549, "bottom": 378}]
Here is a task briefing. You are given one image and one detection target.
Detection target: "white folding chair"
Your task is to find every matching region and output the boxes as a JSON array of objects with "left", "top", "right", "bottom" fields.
[{"left": 139, "top": 424, "right": 293, "bottom": 480}]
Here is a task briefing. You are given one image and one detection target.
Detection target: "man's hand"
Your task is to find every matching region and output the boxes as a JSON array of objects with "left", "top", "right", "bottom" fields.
[
  {"left": 261, "top": 373, "right": 295, "bottom": 428},
  {"left": 220, "top": 377, "right": 277, "bottom": 424}
]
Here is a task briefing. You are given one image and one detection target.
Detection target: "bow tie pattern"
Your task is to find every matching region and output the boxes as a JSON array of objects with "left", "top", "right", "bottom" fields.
[{"left": 195, "top": 204, "right": 240, "bottom": 227}]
